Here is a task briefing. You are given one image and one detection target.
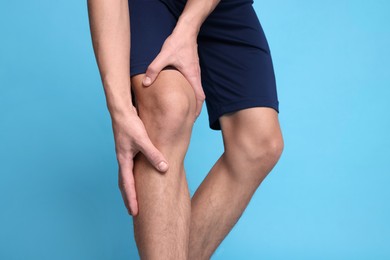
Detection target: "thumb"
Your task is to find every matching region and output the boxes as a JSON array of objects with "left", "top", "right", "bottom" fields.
[
  {"left": 137, "top": 137, "right": 169, "bottom": 172},
  {"left": 143, "top": 52, "right": 169, "bottom": 87}
]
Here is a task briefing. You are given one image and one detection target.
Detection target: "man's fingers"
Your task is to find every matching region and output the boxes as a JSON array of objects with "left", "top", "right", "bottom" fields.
[
  {"left": 118, "top": 159, "right": 138, "bottom": 216},
  {"left": 181, "top": 66, "right": 205, "bottom": 118},
  {"left": 143, "top": 52, "right": 169, "bottom": 87},
  {"left": 137, "top": 137, "right": 169, "bottom": 173},
  {"left": 194, "top": 81, "right": 206, "bottom": 118},
  {"left": 195, "top": 98, "right": 204, "bottom": 119}
]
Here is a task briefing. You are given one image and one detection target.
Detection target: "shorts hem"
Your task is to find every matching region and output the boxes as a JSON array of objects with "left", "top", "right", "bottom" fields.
[
  {"left": 130, "top": 63, "right": 150, "bottom": 77},
  {"left": 209, "top": 98, "right": 279, "bottom": 130},
  {"left": 130, "top": 63, "right": 179, "bottom": 77}
]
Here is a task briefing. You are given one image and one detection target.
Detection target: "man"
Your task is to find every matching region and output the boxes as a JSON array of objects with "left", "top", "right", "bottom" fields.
[{"left": 87, "top": 0, "right": 284, "bottom": 258}]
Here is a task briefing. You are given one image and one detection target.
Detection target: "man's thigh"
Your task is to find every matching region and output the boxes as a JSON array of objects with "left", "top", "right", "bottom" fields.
[
  {"left": 197, "top": 1, "right": 280, "bottom": 131},
  {"left": 219, "top": 107, "right": 283, "bottom": 152}
]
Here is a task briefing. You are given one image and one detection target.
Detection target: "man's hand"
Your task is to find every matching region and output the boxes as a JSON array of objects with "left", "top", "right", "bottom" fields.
[
  {"left": 112, "top": 107, "right": 169, "bottom": 216},
  {"left": 141, "top": 0, "right": 222, "bottom": 119},
  {"left": 142, "top": 30, "right": 205, "bottom": 119}
]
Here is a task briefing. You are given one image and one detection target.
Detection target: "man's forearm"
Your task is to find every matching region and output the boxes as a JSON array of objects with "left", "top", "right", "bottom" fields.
[
  {"left": 87, "top": 0, "right": 132, "bottom": 118},
  {"left": 175, "top": 0, "right": 221, "bottom": 37}
]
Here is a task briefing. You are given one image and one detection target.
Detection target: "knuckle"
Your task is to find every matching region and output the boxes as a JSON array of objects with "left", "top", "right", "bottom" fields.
[
  {"left": 115, "top": 146, "right": 127, "bottom": 157},
  {"left": 147, "top": 150, "right": 160, "bottom": 163},
  {"left": 147, "top": 65, "right": 156, "bottom": 75},
  {"left": 115, "top": 146, "right": 137, "bottom": 163},
  {"left": 115, "top": 151, "right": 125, "bottom": 160},
  {"left": 129, "top": 194, "right": 137, "bottom": 201},
  {"left": 197, "top": 92, "right": 206, "bottom": 101},
  {"left": 194, "top": 65, "right": 201, "bottom": 74}
]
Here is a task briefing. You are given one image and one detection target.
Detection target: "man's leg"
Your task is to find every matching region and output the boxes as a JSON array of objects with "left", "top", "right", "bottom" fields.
[
  {"left": 188, "top": 107, "right": 284, "bottom": 259},
  {"left": 131, "top": 70, "right": 196, "bottom": 259}
]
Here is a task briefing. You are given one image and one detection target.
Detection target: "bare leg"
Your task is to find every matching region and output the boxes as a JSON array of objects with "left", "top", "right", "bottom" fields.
[
  {"left": 188, "top": 107, "right": 284, "bottom": 259},
  {"left": 131, "top": 70, "right": 196, "bottom": 260}
]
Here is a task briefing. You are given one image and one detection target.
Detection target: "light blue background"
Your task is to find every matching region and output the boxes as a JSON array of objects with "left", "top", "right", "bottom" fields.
[{"left": 1, "top": 0, "right": 389, "bottom": 259}]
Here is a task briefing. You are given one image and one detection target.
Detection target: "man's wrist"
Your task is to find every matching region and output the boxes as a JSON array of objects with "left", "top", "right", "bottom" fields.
[
  {"left": 108, "top": 103, "right": 131, "bottom": 118},
  {"left": 105, "top": 92, "right": 135, "bottom": 121},
  {"left": 175, "top": 15, "right": 201, "bottom": 39},
  {"left": 174, "top": 0, "right": 221, "bottom": 39},
  {"left": 107, "top": 98, "right": 137, "bottom": 121},
  {"left": 101, "top": 79, "right": 134, "bottom": 119}
]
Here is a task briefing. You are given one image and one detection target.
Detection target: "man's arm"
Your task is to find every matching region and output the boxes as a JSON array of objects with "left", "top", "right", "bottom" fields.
[
  {"left": 87, "top": 0, "right": 169, "bottom": 216},
  {"left": 176, "top": 0, "right": 221, "bottom": 37},
  {"left": 87, "top": 0, "right": 132, "bottom": 116},
  {"left": 142, "top": 0, "right": 221, "bottom": 119}
]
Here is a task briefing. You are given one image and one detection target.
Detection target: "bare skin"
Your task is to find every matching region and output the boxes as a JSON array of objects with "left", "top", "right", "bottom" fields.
[
  {"left": 131, "top": 70, "right": 196, "bottom": 259},
  {"left": 131, "top": 71, "right": 284, "bottom": 259},
  {"left": 87, "top": 0, "right": 216, "bottom": 217},
  {"left": 87, "top": 0, "right": 284, "bottom": 258},
  {"left": 189, "top": 107, "right": 283, "bottom": 259},
  {"left": 87, "top": 0, "right": 170, "bottom": 216},
  {"left": 136, "top": 2, "right": 284, "bottom": 257}
]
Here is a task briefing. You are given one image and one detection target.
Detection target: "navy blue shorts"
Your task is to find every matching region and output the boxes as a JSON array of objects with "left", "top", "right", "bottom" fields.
[{"left": 129, "top": 0, "right": 279, "bottom": 130}]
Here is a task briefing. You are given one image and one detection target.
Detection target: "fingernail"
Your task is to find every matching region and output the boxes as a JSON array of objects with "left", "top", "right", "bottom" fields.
[
  {"left": 158, "top": 161, "right": 168, "bottom": 172},
  {"left": 143, "top": 76, "right": 151, "bottom": 85}
]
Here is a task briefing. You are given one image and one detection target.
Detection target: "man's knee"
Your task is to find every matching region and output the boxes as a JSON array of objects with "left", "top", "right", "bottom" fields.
[
  {"left": 221, "top": 108, "right": 284, "bottom": 181},
  {"left": 228, "top": 132, "right": 283, "bottom": 170},
  {"left": 242, "top": 134, "right": 284, "bottom": 168},
  {"left": 131, "top": 70, "right": 196, "bottom": 147},
  {"left": 140, "top": 88, "right": 194, "bottom": 139}
]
